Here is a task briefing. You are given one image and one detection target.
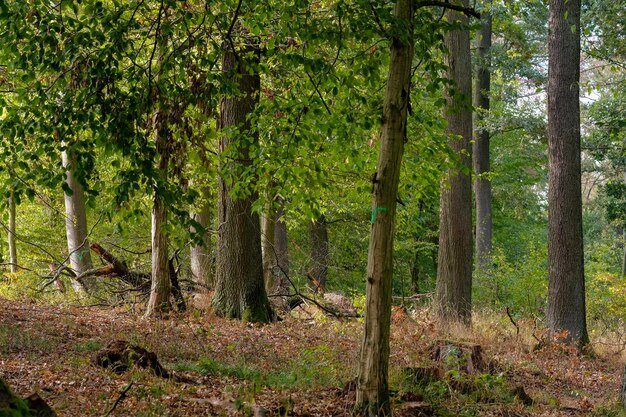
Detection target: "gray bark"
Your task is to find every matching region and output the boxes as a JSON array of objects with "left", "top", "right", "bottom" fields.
[
  {"left": 473, "top": 10, "right": 493, "bottom": 269},
  {"left": 309, "top": 215, "right": 329, "bottom": 291},
  {"left": 435, "top": 1, "right": 473, "bottom": 324},
  {"left": 261, "top": 205, "right": 277, "bottom": 291},
  {"left": 62, "top": 148, "right": 95, "bottom": 293},
  {"left": 355, "top": 0, "right": 414, "bottom": 414},
  {"left": 274, "top": 199, "right": 289, "bottom": 292},
  {"left": 145, "top": 100, "right": 172, "bottom": 316},
  {"left": 8, "top": 189, "right": 17, "bottom": 273},
  {"left": 547, "top": 0, "right": 588, "bottom": 346},
  {"left": 212, "top": 41, "right": 272, "bottom": 323},
  {"left": 190, "top": 187, "right": 213, "bottom": 292}
]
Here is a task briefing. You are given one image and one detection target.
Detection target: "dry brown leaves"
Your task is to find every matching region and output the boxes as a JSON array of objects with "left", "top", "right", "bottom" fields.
[{"left": 0, "top": 298, "right": 623, "bottom": 416}]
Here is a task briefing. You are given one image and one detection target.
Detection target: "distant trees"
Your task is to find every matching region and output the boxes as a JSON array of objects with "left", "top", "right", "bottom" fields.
[
  {"left": 546, "top": 0, "right": 588, "bottom": 346},
  {"left": 309, "top": 215, "right": 329, "bottom": 291}
]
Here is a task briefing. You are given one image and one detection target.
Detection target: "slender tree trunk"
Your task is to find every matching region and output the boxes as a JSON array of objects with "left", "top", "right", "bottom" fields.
[
  {"left": 410, "top": 245, "right": 420, "bottom": 294},
  {"left": 145, "top": 125, "right": 172, "bottom": 317},
  {"left": 622, "top": 171, "right": 626, "bottom": 278},
  {"left": 62, "top": 148, "right": 95, "bottom": 293},
  {"left": 547, "top": 0, "right": 588, "bottom": 346},
  {"left": 435, "top": 1, "right": 473, "bottom": 324},
  {"left": 309, "top": 215, "right": 329, "bottom": 291},
  {"left": 262, "top": 204, "right": 277, "bottom": 291},
  {"left": 473, "top": 9, "right": 493, "bottom": 270},
  {"left": 190, "top": 187, "right": 213, "bottom": 292},
  {"left": 273, "top": 199, "right": 290, "bottom": 297},
  {"left": 8, "top": 189, "right": 17, "bottom": 273},
  {"left": 355, "top": 0, "right": 414, "bottom": 414},
  {"left": 212, "top": 41, "right": 272, "bottom": 323}
]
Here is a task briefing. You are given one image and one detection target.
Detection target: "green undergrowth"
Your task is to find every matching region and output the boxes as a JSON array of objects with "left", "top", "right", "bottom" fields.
[{"left": 175, "top": 344, "right": 344, "bottom": 390}]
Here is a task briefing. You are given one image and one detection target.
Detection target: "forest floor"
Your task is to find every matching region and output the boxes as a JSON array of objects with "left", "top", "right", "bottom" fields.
[{"left": 0, "top": 295, "right": 625, "bottom": 417}]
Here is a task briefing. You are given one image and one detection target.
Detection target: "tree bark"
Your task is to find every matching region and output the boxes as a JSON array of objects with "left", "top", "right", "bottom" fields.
[
  {"left": 62, "top": 147, "right": 95, "bottom": 293},
  {"left": 274, "top": 198, "right": 290, "bottom": 290},
  {"left": 473, "top": 9, "right": 493, "bottom": 270},
  {"left": 547, "top": 0, "right": 588, "bottom": 346},
  {"left": 355, "top": 0, "right": 414, "bottom": 414},
  {"left": 212, "top": 40, "right": 272, "bottom": 323},
  {"left": 262, "top": 204, "right": 277, "bottom": 291},
  {"left": 145, "top": 101, "right": 172, "bottom": 316},
  {"left": 8, "top": 189, "right": 17, "bottom": 273},
  {"left": 190, "top": 187, "right": 213, "bottom": 292},
  {"left": 435, "top": 1, "right": 473, "bottom": 325},
  {"left": 309, "top": 215, "right": 329, "bottom": 292}
]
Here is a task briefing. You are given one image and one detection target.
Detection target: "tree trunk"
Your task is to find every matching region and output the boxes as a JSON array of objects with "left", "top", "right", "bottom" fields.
[
  {"left": 262, "top": 204, "right": 277, "bottom": 291},
  {"left": 355, "top": 0, "right": 414, "bottom": 414},
  {"left": 473, "top": 10, "right": 493, "bottom": 270},
  {"left": 435, "top": 1, "right": 473, "bottom": 325},
  {"left": 8, "top": 189, "right": 17, "bottom": 273},
  {"left": 145, "top": 103, "right": 172, "bottom": 316},
  {"left": 274, "top": 198, "right": 290, "bottom": 292},
  {"left": 146, "top": 186, "right": 171, "bottom": 316},
  {"left": 309, "top": 215, "right": 329, "bottom": 292},
  {"left": 62, "top": 148, "right": 95, "bottom": 293},
  {"left": 547, "top": 0, "right": 588, "bottom": 346},
  {"left": 212, "top": 41, "right": 272, "bottom": 323},
  {"left": 190, "top": 187, "right": 213, "bottom": 292}
]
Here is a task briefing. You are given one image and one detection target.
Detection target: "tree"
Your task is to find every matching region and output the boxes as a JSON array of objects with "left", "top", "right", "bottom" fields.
[
  {"left": 435, "top": 0, "right": 474, "bottom": 324},
  {"left": 8, "top": 188, "right": 17, "bottom": 273},
  {"left": 546, "top": 0, "right": 588, "bottom": 346},
  {"left": 190, "top": 187, "right": 214, "bottom": 292},
  {"left": 212, "top": 39, "right": 272, "bottom": 323},
  {"left": 355, "top": 0, "right": 414, "bottom": 414},
  {"left": 61, "top": 147, "right": 95, "bottom": 293},
  {"left": 309, "top": 215, "right": 329, "bottom": 291},
  {"left": 261, "top": 195, "right": 289, "bottom": 296},
  {"left": 473, "top": 6, "right": 493, "bottom": 269}
]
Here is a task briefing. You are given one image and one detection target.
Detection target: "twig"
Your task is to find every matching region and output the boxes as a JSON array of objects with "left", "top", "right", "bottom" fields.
[
  {"left": 506, "top": 306, "right": 520, "bottom": 337},
  {"left": 103, "top": 381, "right": 134, "bottom": 417}
]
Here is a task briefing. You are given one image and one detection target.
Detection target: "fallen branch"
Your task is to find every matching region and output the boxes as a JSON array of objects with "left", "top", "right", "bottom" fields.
[{"left": 103, "top": 381, "right": 134, "bottom": 417}]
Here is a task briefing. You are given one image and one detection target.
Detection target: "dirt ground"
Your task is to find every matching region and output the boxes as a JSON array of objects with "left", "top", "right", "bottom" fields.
[{"left": 0, "top": 297, "right": 623, "bottom": 416}]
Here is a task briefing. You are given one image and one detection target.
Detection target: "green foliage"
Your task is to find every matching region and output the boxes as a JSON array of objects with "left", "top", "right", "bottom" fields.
[{"left": 473, "top": 245, "right": 548, "bottom": 315}]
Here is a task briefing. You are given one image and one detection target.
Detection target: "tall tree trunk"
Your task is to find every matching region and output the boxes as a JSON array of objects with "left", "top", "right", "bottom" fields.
[
  {"left": 8, "top": 189, "right": 17, "bottom": 273},
  {"left": 262, "top": 204, "right": 277, "bottom": 291},
  {"left": 473, "top": 9, "right": 493, "bottom": 270},
  {"left": 547, "top": 0, "right": 588, "bottom": 346},
  {"left": 435, "top": 1, "right": 473, "bottom": 324},
  {"left": 355, "top": 0, "right": 414, "bottom": 414},
  {"left": 309, "top": 215, "right": 329, "bottom": 292},
  {"left": 190, "top": 187, "right": 213, "bottom": 292},
  {"left": 145, "top": 125, "right": 172, "bottom": 317},
  {"left": 212, "top": 41, "right": 272, "bottom": 323},
  {"left": 62, "top": 148, "right": 95, "bottom": 293},
  {"left": 274, "top": 199, "right": 290, "bottom": 294}
]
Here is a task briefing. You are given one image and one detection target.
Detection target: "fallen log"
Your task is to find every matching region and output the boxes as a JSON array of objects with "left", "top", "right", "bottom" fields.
[
  {"left": 73, "top": 243, "right": 186, "bottom": 312},
  {"left": 92, "top": 340, "right": 196, "bottom": 383}
]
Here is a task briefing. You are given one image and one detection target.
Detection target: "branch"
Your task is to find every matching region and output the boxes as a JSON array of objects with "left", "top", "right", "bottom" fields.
[
  {"left": 104, "top": 382, "right": 134, "bottom": 417},
  {"left": 415, "top": 1, "right": 481, "bottom": 19}
]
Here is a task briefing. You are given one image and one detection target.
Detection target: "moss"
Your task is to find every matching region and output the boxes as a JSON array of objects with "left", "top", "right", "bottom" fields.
[
  {"left": 242, "top": 303, "right": 272, "bottom": 324},
  {"left": 0, "top": 378, "right": 33, "bottom": 417}
]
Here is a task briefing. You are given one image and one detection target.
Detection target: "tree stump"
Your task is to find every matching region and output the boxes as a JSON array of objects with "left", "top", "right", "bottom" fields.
[
  {"left": 430, "top": 340, "right": 484, "bottom": 373},
  {"left": 92, "top": 340, "right": 169, "bottom": 378}
]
